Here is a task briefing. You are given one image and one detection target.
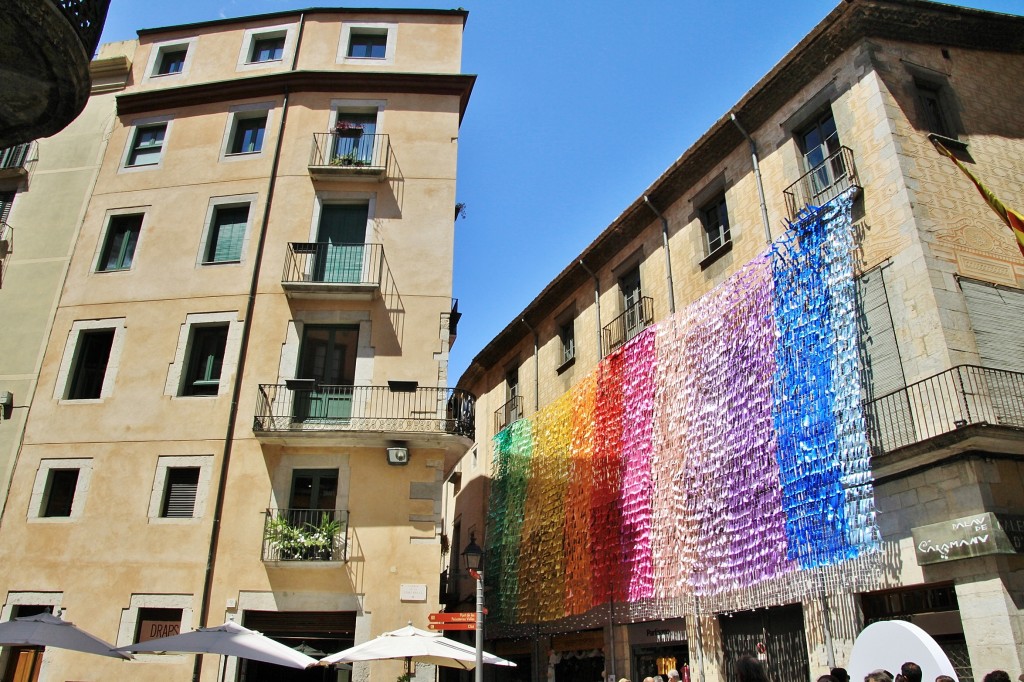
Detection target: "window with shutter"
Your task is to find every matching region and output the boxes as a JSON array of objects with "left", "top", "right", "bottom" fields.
[
  {"left": 182, "top": 325, "right": 228, "bottom": 396},
  {"left": 0, "top": 191, "right": 14, "bottom": 224},
  {"left": 204, "top": 205, "right": 249, "bottom": 263},
  {"left": 161, "top": 467, "right": 200, "bottom": 518}
]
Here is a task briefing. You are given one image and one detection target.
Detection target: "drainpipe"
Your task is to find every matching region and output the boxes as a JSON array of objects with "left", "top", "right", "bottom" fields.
[
  {"left": 729, "top": 113, "right": 772, "bottom": 245},
  {"left": 579, "top": 260, "right": 601, "bottom": 354},
  {"left": 521, "top": 318, "right": 539, "bottom": 412},
  {"left": 193, "top": 13, "right": 306, "bottom": 682},
  {"left": 642, "top": 195, "right": 676, "bottom": 314}
]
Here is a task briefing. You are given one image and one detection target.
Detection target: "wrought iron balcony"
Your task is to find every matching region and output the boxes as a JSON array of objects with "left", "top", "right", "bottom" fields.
[
  {"left": 0, "top": 143, "right": 31, "bottom": 179},
  {"left": 863, "top": 364, "right": 1024, "bottom": 455},
  {"left": 783, "top": 146, "right": 860, "bottom": 219},
  {"left": 494, "top": 395, "right": 523, "bottom": 433},
  {"left": 602, "top": 296, "right": 655, "bottom": 356},
  {"left": 262, "top": 508, "right": 349, "bottom": 562},
  {"left": 308, "top": 132, "right": 402, "bottom": 182},
  {"left": 254, "top": 384, "right": 475, "bottom": 439}
]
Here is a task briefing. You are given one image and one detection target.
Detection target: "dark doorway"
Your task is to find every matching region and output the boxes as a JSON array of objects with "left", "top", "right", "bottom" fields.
[
  {"left": 238, "top": 611, "right": 355, "bottom": 682},
  {"left": 719, "top": 603, "right": 809, "bottom": 682},
  {"left": 554, "top": 652, "right": 604, "bottom": 682}
]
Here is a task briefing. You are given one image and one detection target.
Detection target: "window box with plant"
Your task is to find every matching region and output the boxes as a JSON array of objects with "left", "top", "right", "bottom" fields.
[
  {"left": 333, "top": 121, "right": 364, "bottom": 138},
  {"left": 263, "top": 510, "right": 344, "bottom": 561}
]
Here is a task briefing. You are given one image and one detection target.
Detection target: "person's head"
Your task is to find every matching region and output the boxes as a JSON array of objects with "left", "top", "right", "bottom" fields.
[
  {"left": 736, "top": 655, "right": 769, "bottom": 682},
  {"left": 642, "top": 678, "right": 654, "bottom": 682},
  {"left": 654, "top": 676, "right": 664, "bottom": 682},
  {"left": 818, "top": 676, "right": 837, "bottom": 682},
  {"left": 668, "top": 671, "right": 680, "bottom": 681},
  {"left": 831, "top": 668, "right": 850, "bottom": 682},
  {"left": 901, "top": 662, "right": 922, "bottom": 682},
  {"left": 983, "top": 672, "right": 1011, "bottom": 682},
  {"left": 935, "top": 676, "right": 955, "bottom": 682},
  {"left": 866, "top": 671, "right": 893, "bottom": 682}
]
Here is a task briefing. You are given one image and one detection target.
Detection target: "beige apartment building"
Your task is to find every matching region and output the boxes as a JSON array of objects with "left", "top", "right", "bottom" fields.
[
  {"left": 449, "top": 2, "right": 1024, "bottom": 682},
  {"left": 0, "top": 8, "right": 474, "bottom": 682}
]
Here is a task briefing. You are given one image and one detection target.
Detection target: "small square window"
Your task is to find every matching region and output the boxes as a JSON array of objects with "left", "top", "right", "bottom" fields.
[
  {"left": 250, "top": 36, "right": 284, "bottom": 63},
  {"left": 67, "top": 329, "right": 115, "bottom": 400},
  {"left": 161, "top": 467, "right": 200, "bottom": 517},
  {"left": 97, "top": 214, "right": 143, "bottom": 272},
  {"left": 203, "top": 205, "right": 249, "bottom": 264},
  {"left": 182, "top": 325, "right": 228, "bottom": 396},
  {"left": 229, "top": 116, "right": 267, "bottom": 155},
  {"left": 42, "top": 469, "right": 79, "bottom": 517},
  {"left": 915, "top": 80, "right": 954, "bottom": 138},
  {"left": 157, "top": 49, "right": 187, "bottom": 75},
  {"left": 135, "top": 608, "right": 183, "bottom": 643},
  {"left": 126, "top": 124, "right": 166, "bottom": 167},
  {"left": 348, "top": 32, "right": 387, "bottom": 59},
  {"left": 701, "top": 195, "right": 731, "bottom": 256}
]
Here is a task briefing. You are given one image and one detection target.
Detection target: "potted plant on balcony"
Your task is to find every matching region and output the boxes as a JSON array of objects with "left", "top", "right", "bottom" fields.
[
  {"left": 334, "top": 121, "right": 364, "bottom": 138},
  {"left": 330, "top": 151, "right": 369, "bottom": 167},
  {"left": 265, "top": 513, "right": 343, "bottom": 560}
]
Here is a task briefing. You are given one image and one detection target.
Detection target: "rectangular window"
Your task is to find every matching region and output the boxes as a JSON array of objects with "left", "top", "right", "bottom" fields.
[
  {"left": 97, "top": 214, "right": 143, "bottom": 272},
  {"left": 560, "top": 321, "right": 575, "bottom": 365},
  {"left": 126, "top": 124, "right": 166, "bottom": 167},
  {"left": 348, "top": 32, "right": 387, "bottom": 59},
  {"left": 42, "top": 469, "right": 79, "bottom": 517},
  {"left": 161, "top": 467, "right": 200, "bottom": 517},
  {"left": 67, "top": 329, "right": 115, "bottom": 400},
  {"left": 916, "top": 80, "right": 953, "bottom": 138},
  {"left": 250, "top": 36, "right": 285, "bottom": 63},
  {"left": 135, "top": 608, "right": 183, "bottom": 643},
  {"left": 229, "top": 116, "right": 267, "bottom": 155},
  {"left": 182, "top": 325, "right": 228, "bottom": 396},
  {"left": 0, "top": 190, "right": 14, "bottom": 224},
  {"left": 203, "top": 205, "right": 249, "bottom": 263},
  {"left": 157, "top": 49, "right": 187, "bottom": 75},
  {"left": 701, "top": 195, "right": 731, "bottom": 255}
]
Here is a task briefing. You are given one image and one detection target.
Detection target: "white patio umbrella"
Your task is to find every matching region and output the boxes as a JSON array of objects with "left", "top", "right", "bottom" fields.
[
  {"left": 320, "top": 624, "right": 516, "bottom": 670},
  {"left": 0, "top": 612, "right": 131, "bottom": 659},
  {"left": 115, "top": 621, "right": 318, "bottom": 670}
]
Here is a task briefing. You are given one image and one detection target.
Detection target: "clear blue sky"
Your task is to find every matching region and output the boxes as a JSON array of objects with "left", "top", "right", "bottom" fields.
[{"left": 98, "top": 0, "right": 1022, "bottom": 383}]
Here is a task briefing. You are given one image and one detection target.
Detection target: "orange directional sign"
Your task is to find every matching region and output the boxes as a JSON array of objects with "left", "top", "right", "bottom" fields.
[
  {"left": 428, "top": 612, "right": 476, "bottom": 623},
  {"left": 428, "top": 622, "right": 476, "bottom": 631}
]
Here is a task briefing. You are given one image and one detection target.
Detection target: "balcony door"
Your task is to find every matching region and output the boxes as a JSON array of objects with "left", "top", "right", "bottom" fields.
[
  {"left": 620, "top": 266, "right": 643, "bottom": 341},
  {"left": 296, "top": 325, "right": 358, "bottom": 421},
  {"left": 333, "top": 112, "right": 377, "bottom": 164},
  {"left": 314, "top": 204, "right": 368, "bottom": 284},
  {"left": 290, "top": 469, "right": 339, "bottom": 512},
  {"left": 799, "top": 111, "right": 843, "bottom": 198}
]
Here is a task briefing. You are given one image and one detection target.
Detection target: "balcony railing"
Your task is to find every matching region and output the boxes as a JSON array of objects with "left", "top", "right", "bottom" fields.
[
  {"left": 602, "top": 296, "right": 655, "bottom": 356},
  {"left": 864, "top": 364, "right": 1024, "bottom": 455},
  {"left": 494, "top": 395, "right": 523, "bottom": 433},
  {"left": 254, "top": 385, "right": 475, "bottom": 438},
  {"left": 308, "top": 132, "right": 401, "bottom": 181},
  {"left": 0, "top": 143, "right": 31, "bottom": 176},
  {"left": 262, "top": 508, "right": 349, "bottom": 562},
  {"left": 783, "top": 146, "right": 860, "bottom": 219}
]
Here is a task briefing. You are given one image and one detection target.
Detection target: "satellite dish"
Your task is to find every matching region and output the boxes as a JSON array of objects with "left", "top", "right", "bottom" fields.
[{"left": 848, "top": 620, "right": 958, "bottom": 682}]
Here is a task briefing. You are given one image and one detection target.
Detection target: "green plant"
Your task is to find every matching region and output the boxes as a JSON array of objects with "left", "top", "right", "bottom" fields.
[
  {"left": 264, "top": 513, "right": 342, "bottom": 560},
  {"left": 397, "top": 674, "right": 413, "bottom": 682},
  {"left": 329, "top": 152, "right": 369, "bottom": 167}
]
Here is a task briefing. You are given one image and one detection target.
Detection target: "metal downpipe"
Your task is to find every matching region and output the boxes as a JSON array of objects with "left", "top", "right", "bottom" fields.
[
  {"left": 730, "top": 113, "right": 772, "bottom": 245},
  {"left": 579, "top": 260, "right": 601, "bottom": 355},
  {"left": 643, "top": 195, "right": 676, "bottom": 314}
]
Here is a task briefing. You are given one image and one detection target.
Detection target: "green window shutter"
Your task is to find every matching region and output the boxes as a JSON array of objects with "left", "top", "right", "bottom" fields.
[
  {"left": 184, "top": 325, "right": 228, "bottom": 396},
  {"left": 207, "top": 206, "right": 249, "bottom": 262},
  {"left": 961, "top": 279, "right": 1024, "bottom": 372},
  {"left": 161, "top": 467, "right": 199, "bottom": 518}
]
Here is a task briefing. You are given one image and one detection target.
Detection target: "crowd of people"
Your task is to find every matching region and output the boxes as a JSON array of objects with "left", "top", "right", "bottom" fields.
[{"left": 614, "top": 658, "right": 1022, "bottom": 682}]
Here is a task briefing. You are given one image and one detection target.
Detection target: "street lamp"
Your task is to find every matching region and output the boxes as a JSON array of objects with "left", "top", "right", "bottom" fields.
[{"left": 461, "top": 534, "right": 484, "bottom": 682}]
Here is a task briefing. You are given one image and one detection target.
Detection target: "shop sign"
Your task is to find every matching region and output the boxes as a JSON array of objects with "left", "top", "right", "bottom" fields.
[
  {"left": 912, "top": 512, "right": 1024, "bottom": 565},
  {"left": 137, "top": 619, "right": 180, "bottom": 642},
  {"left": 627, "top": 618, "right": 687, "bottom": 644}
]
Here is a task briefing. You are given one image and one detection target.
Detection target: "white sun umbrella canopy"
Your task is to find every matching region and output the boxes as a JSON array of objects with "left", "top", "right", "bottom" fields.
[
  {"left": 115, "top": 621, "right": 318, "bottom": 669},
  {"left": 0, "top": 613, "right": 131, "bottom": 659},
  {"left": 320, "top": 624, "right": 516, "bottom": 670}
]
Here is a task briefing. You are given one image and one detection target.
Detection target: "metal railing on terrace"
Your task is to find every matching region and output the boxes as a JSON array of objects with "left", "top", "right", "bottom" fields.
[
  {"left": 494, "top": 395, "right": 523, "bottom": 433},
  {"left": 262, "top": 508, "right": 349, "bottom": 562},
  {"left": 56, "top": 0, "right": 112, "bottom": 56},
  {"left": 783, "top": 146, "right": 860, "bottom": 219},
  {"left": 602, "top": 296, "right": 655, "bottom": 356},
  {"left": 308, "top": 132, "right": 401, "bottom": 180},
  {"left": 254, "top": 384, "right": 475, "bottom": 438},
  {"left": 863, "top": 364, "right": 1024, "bottom": 455}
]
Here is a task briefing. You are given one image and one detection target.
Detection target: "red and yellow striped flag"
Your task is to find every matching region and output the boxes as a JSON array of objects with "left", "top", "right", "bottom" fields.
[{"left": 932, "top": 137, "right": 1024, "bottom": 258}]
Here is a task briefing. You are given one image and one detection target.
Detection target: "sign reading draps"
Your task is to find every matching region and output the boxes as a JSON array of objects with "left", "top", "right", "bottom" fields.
[
  {"left": 487, "top": 190, "right": 879, "bottom": 624},
  {"left": 913, "top": 512, "right": 1024, "bottom": 565}
]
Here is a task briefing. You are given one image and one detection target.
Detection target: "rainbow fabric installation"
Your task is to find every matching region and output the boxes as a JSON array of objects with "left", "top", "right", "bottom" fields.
[{"left": 486, "top": 191, "right": 879, "bottom": 624}]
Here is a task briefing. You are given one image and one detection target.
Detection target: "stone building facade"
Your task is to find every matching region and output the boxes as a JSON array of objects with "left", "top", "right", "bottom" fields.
[
  {"left": 0, "top": 9, "right": 474, "bottom": 682},
  {"left": 449, "top": 2, "right": 1024, "bottom": 681}
]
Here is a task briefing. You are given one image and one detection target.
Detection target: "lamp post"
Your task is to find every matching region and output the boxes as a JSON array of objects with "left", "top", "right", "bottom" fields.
[{"left": 462, "top": 535, "right": 484, "bottom": 682}]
